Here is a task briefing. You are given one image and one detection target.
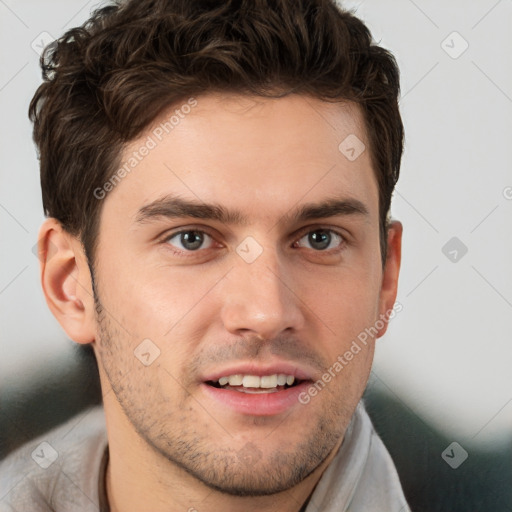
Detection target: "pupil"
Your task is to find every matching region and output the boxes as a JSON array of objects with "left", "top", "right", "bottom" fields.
[
  {"left": 181, "top": 231, "right": 203, "bottom": 250},
  {"left": 309, "top": 230, "right": 330, "bottom": 250}
]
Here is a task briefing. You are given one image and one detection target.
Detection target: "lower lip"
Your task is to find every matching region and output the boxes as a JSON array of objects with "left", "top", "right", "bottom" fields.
[{"left": 201, "top": 382, "right": 311, "bottom": 416}]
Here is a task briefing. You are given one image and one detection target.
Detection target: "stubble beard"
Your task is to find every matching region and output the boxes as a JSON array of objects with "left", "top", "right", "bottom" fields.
[{"left": 93, "top": 293, "right": 347, "bottom": 497}]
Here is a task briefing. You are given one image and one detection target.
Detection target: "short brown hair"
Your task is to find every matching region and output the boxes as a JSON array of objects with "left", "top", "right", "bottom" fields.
[{"left": 30, "top": 0, "right": 404, "bottom": 267}]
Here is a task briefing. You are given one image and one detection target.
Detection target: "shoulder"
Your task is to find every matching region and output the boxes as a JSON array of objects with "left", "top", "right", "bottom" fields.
[{"left": 0, "top": 406, "right": 107, "bottom": 512}]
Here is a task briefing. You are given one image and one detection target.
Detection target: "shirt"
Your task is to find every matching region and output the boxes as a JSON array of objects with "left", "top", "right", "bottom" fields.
[{"left": 0, "top": 402, "right": 410, "bottom": 511}]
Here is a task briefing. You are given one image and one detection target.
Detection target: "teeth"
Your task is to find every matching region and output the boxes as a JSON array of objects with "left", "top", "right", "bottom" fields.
[
  {"left": 260, "top": 375, "right": 278, "bottom": 388},
  {"left": 242, "top": 375, "right": 261, "bottom": 388},
  {"left": 216, "top": 373, "right": 296, "bottom": 389},
  {"left": 228, "top": 374, "right": 243, "bottom": 386}
]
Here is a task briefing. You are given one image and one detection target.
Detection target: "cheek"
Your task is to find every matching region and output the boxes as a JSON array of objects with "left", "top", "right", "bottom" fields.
[
  {"left": 296, "top": 266, "right": 381, "bottom": 387},
  {"left": 300, "top": 265, "right": 381, "bottom": 336},
  {"left": 95, "top": 255, "right": 224, "bottom": 355},
  {"left": 102, "top": 261, "right": 218, "bottom": 328}
]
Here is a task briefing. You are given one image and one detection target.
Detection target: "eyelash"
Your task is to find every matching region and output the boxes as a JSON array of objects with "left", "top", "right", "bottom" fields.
[{"left": 161, "top": 226, "right": 347, "bottom": 258}]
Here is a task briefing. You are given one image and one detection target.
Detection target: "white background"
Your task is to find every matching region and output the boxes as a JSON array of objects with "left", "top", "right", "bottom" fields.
[{"left": 0, "top": 0, "right": 511, "bottom": 449}]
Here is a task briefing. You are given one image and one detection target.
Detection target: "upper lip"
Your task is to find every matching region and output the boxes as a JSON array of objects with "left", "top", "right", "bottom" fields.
[{"left": 201, "top": 360, "right": 315, "bottom": 383}]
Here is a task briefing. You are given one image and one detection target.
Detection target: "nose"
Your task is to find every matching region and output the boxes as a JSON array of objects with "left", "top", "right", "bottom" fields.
[{"left": 219, "top": 246, "right": 305, "bottom": 340}]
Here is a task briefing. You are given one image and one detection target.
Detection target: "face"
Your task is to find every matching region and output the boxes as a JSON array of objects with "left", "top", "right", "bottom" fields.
[{"left": 90, "top": 93, "right": 398, "bottom": 496}]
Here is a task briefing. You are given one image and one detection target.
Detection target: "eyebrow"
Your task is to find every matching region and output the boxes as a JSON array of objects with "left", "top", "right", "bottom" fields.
[
  {"left": 283, "top": 197, "right": 369, "bottom": 224},
  {"left": 135, "top": 195, "right": 369, "bottom": 226}
]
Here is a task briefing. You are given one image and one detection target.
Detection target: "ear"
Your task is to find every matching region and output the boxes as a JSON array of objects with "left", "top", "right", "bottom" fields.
[
  {"left": 38, "top": 218, "right": 96, "bottom": 345},
  {"left": 376, "top": 220, "right": 403, "bottom": 338}
]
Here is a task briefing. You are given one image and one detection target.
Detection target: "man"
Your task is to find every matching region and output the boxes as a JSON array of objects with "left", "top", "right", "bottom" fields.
[{"left": 0, "top": 0, "right": 410, "bottom": 510}]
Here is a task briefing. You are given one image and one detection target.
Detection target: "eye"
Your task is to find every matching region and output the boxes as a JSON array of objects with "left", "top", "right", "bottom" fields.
[
  {"left": 294, "top": 229, "right": 345, "bottom": 251},
  {"left": 165, "top": 230, "right": 214, "bottom": 252}
]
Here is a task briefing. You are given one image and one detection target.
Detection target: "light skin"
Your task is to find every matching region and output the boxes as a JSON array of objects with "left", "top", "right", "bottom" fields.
[{"left": 38, "top": 93, "right": 402, "bottom": 512}]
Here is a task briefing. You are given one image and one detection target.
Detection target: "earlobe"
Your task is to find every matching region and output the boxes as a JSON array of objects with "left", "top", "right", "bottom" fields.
[
  {"left": 376, "top": 220, "right": 403, "bottom": 338},
  {"left": 38, "top": 218, "right": 96, "bottom": 345}
]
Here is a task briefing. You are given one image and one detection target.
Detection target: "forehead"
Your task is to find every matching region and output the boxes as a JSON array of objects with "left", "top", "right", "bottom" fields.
[{"left": 103, "top": 93, "right": 378, "bottom": 224}]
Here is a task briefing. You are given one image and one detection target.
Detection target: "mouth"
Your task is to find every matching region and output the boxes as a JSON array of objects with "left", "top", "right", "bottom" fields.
[
  {"left": 205, "top": 373, "right": 303, "bottom": 394},
  {"left": 200, "top": 365, "right": 313, "bottom": 416}
]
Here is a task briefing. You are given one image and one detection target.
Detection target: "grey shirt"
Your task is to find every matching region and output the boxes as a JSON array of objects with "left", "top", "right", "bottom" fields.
[{"left": 0, "top": 403, "right": 410, "bottom": 511}]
